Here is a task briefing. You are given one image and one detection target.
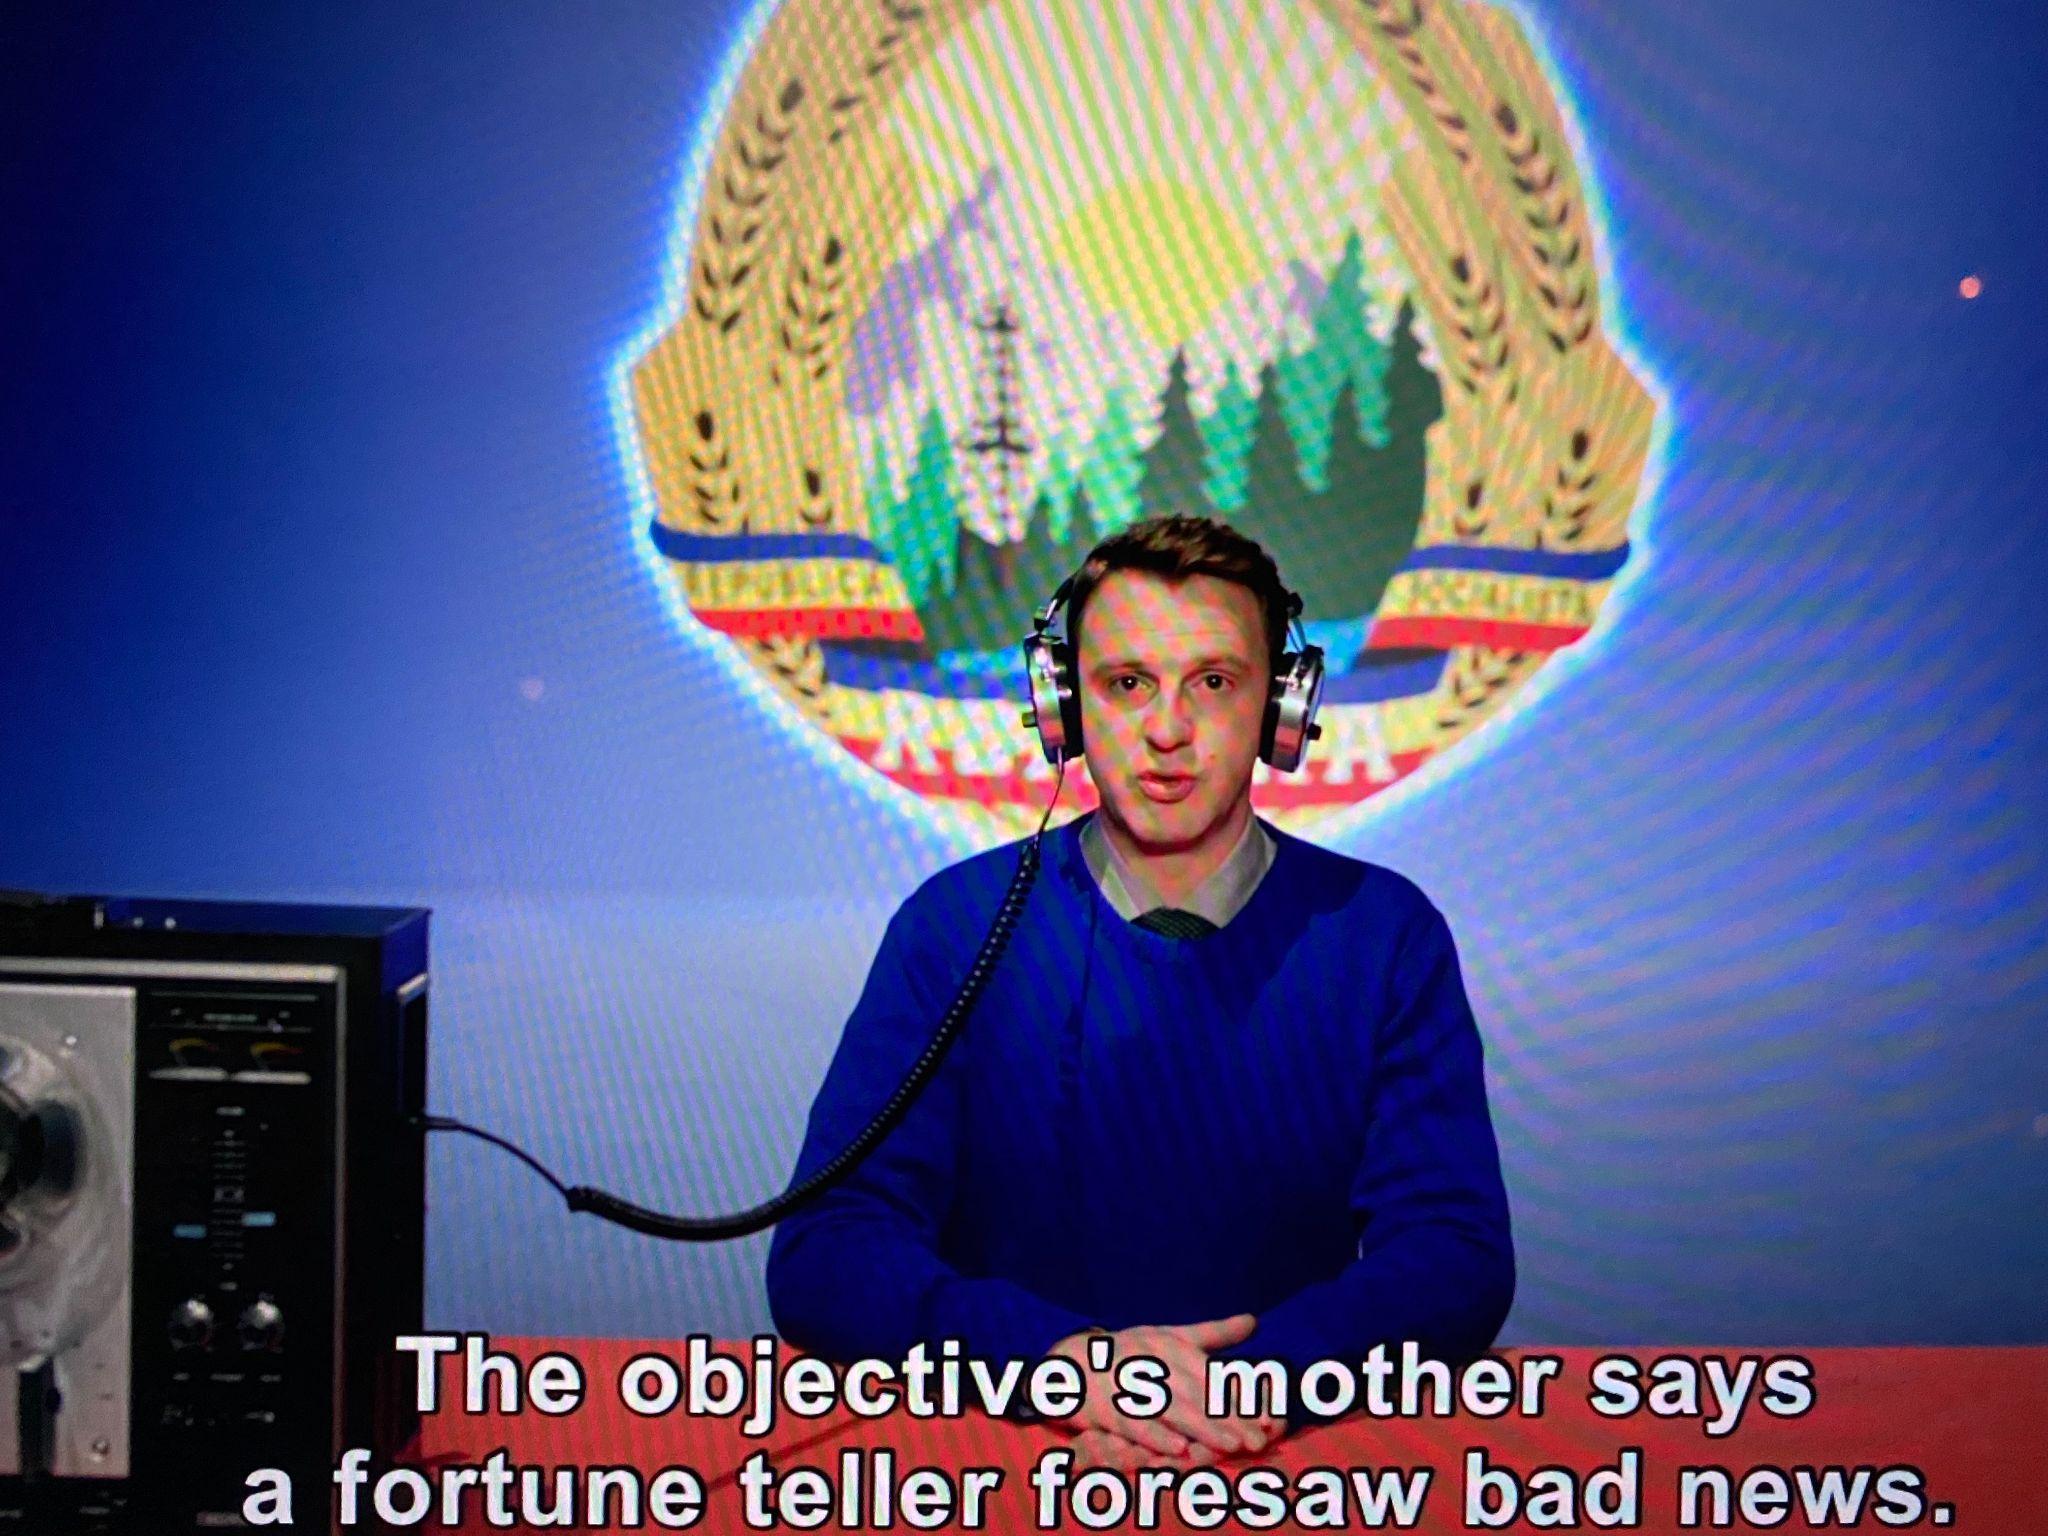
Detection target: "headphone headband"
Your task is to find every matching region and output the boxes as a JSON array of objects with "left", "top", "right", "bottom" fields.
[{"left": 1034, "top": 576, "right": 1076, "bottom": 635}]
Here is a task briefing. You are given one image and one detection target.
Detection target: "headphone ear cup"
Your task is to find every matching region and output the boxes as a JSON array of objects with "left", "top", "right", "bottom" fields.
[
  {"left": 1054, "top": 639, "right": 1084, "bottom": 760},
  {"left": 1021, "top": 633, "right": 1084, "bottom": 763},
  {"left": 1260, "top": 644, "right": 1326, "bottom": 772}
]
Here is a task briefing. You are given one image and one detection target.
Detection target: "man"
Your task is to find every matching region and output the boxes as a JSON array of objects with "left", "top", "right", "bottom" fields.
[{"left": 768, "top": 515, "right": 1513, "bottom": 1466}]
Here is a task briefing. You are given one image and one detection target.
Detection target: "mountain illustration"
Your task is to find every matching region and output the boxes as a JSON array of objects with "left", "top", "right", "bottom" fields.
[
  {"left": 841, "top": 173, "right": 1442, "bottom": 667},
  {"left": 846, "top": 169, "right": 1331, "bottom": 543}
]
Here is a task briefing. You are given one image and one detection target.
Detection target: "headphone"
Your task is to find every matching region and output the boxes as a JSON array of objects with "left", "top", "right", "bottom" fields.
[{"left": 1020, "top": 572, "right": 1327, "bottom": 773}]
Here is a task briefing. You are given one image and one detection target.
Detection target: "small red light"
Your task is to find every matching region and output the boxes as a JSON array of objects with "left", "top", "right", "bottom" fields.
[{"left": 1959, "top": 275, "right": 1983, "bottom": 300}]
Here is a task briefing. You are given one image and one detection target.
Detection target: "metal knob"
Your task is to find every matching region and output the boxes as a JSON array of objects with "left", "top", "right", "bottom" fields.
[
  {"left": 169, "top": 1298, "right": 214, "bottom": 1350},
  {"left": 237, "top": 1298, "right": 285, "bottom": 1352}
]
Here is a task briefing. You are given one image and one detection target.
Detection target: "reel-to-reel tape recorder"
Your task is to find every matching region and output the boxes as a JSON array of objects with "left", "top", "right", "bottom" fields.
[{"left": 0, "top": 893, "right": 428, "bottom": 1533}]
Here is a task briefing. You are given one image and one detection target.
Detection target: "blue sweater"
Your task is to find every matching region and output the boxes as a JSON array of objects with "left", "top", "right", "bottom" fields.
[{"left": 766, "top": 814, "right": 1514, "bottom": 1379}]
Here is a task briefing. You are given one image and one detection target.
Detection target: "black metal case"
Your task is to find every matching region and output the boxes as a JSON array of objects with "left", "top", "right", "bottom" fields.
[{"left": 0, "top": 895, "right": 428, "bottom": 1534}]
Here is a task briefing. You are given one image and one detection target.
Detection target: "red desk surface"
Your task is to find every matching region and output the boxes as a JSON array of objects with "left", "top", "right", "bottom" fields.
[{"left": 397, "top": 1341, "right": 2046, "bottom": 1533}]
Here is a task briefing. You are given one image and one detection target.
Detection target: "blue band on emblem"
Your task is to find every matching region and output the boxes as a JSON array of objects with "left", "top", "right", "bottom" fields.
[
  {"left": 649, "top": 524, "right": 889, "bottom": 564},
  {"left": 823, "top": 648, "right": 1026, "bottom": 701},
  {"left": 1321, "top": 650, "right": 1449, "bottom": 702},
  {"left": 1401, "top": 543, "right": 1630, "bottom": 580},
  {"left": 823, "top": 642, "right": 1448, "bottom": 705}
]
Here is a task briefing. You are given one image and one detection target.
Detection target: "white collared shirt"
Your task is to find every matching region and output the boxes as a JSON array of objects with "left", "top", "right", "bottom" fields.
[{"left": 1079, "top": 810, "right": 1276, "bottom": 929}]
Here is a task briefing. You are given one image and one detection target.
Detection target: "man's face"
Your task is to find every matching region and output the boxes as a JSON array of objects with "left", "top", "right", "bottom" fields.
[{"left": 1074, "top": 568, "right": 1270, "bottom": 855}]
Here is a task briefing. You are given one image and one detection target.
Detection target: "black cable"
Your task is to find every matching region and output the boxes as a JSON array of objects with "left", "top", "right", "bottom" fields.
[
  {"left": 415, "top": 1114, "right": 570, "bottom": 1202},
  {"left": 415, "top": 760, "right": 1067, "bottom": 1241}
]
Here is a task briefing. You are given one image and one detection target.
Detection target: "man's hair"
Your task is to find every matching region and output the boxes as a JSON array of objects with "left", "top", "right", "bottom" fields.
[{"left": 1065, "top": 514, "right": 1294, "bottom": 672}]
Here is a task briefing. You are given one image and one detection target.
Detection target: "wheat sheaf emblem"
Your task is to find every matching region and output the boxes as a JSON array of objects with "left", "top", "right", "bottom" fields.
[{"left": 628, "top": 0, "right": 1658, "bottom": 842}]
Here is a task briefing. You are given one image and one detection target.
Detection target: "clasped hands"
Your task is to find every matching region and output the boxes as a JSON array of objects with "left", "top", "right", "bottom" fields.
[{"left": 1047, "top": 1314, "right": 1285, "bottom": 1471}]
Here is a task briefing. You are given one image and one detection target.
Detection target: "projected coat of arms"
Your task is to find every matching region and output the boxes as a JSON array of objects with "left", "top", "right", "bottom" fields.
[{"left": 625, "top": 0, "right": 1658, "bottom": 840}]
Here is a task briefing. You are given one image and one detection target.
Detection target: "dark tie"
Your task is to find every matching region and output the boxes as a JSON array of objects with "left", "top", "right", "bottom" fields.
[{"left": 1133, "top": 907, "right": 1218, "bottom": 940}]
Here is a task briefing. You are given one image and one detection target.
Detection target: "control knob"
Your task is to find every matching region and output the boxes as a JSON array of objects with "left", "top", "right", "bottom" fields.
[
  {"left": 237, "top": 1298, "right": 285, "bottom": 1352},
  {"left": 168, "top": 1298, "right": 214, "bottom": 1351}
]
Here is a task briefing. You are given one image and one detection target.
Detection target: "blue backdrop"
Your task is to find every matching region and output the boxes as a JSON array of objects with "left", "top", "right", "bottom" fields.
[{"left": 2, "top": 1, "right": 2043, "bottom": 1346}]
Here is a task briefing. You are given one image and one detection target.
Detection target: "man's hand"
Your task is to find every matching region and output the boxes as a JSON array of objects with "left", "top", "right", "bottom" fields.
[{"left": 1049, "top": 1314, "right": 1286, "bottom": 1467}]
